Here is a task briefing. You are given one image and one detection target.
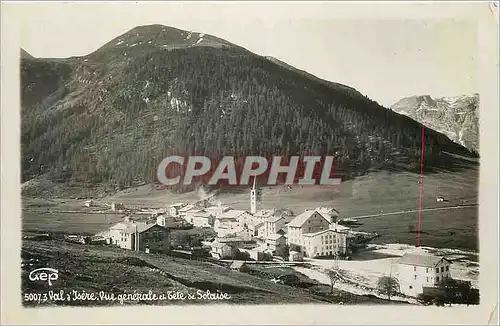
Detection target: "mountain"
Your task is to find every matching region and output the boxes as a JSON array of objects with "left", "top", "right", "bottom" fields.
[
  {"left": 20, "top": 24, "right": 476, "bottom": 194},
  {"left": 391, "top": 94, "right": 479, "bottom": 154},
  {"left": 264, "top": 56, "right": 361, "bottom": 95}
]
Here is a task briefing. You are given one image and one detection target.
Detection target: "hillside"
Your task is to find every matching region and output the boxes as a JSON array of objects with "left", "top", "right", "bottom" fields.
[
  {"left": 22, "top": 240, "right": 405, "bottom": 306},
  {"left": 391, "top": 94, "right": 479, "bottom": 154},
  {"left": 20, "top": 24, "right": 476, "bottom": 195}
]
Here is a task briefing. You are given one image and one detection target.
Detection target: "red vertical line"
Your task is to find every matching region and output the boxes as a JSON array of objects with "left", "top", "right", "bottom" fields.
[{"left": 417, "top": 126, "right": 425, "bottom": 249}]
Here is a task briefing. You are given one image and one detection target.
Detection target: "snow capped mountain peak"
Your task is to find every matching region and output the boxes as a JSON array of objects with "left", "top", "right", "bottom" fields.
[{"left": 391, "top": 93, "right": 479, "bottom": 153}]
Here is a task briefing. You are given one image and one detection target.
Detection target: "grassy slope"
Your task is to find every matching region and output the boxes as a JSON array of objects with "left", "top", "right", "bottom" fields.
[{"left": 22, "top": 240, "right": 404, "bottom": 306}]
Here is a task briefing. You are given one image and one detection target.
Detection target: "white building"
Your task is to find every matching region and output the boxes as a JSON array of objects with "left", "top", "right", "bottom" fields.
[
  {"left": 394, "top": 253, "right": 453, "bottom": 297},
  {"left": 210, "top": 242, "right": 234, "bottom": 259},
  {"left": 265, "top": 234, "right": 287, "bottom": 252},
  {"left": 190, "top": 211, "right": 215, "bottom": 228},
  {"left": 177, "top": 205, "right": 197, "bottom": 220},
  {"left": 206, "top": 205, "right": 231, "bottom": 217},
  {"left": 302, "top": 229, "right": 347, "bottom": 257},
  {"left": 263, "top": 214, "right": 295, "bottom": 238},
  {"left": 252, "top": 209, "right": 276, "bottom": 225},
  {"left": 316, "top": 207, "right": 340, "bottom": 223},
  {"left": 214, "top": 210, "right": 252, "bottom": 237},
  {"left": 168, "top": 203, "right": 187, "bottom": 216},
  {"left": 286, "top": 209, "right": 349, "bottom": 257},
  {"left": 287, "top": 210, "right": 331, "bottom": 247},
  {"left": 97, "top": 219, "right": 170, "bottom": 253},
  {"left": 156, "top": 214, "right": 188, "bottom": 229}
]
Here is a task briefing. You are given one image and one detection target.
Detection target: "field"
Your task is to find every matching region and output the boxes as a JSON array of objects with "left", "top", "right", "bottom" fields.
[
  {"left": 22, "top": 165, "right": 479, "bottom": 251},
  {"left": 21, "top": 240, "right": 406, "bottom": 306}
]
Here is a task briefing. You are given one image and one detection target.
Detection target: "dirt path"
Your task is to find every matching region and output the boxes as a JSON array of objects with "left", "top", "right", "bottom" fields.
[{"left": 347, "top": 204, "right": 478, "bottom": 220}]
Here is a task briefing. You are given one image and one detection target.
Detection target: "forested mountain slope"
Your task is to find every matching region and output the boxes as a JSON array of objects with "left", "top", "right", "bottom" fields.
[{"left": 21, "top": 25, "right": 475, "bottom": 193}]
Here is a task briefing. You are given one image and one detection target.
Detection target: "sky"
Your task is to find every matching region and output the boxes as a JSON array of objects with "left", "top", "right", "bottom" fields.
[{"left": 13, "top": 2, "right": 481, "bottom": 107}]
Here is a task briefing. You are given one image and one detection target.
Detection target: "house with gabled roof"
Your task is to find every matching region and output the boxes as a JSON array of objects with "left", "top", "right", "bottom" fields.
[
  {"left": 265, "top": 233, "right": 287, "bottom": 253},
  {"left": 214, "top": 210, "right": 252, "bottom": 237},
  {"left": 263, "top": 213, "right": 295, "bottom": 238},
  {"left": 287, "top": 210, "right": 331, "bottom": 247},
  {"left": 230, "top": 261, "right": 250, "bottom": 272},
  {"left": 394, "top": 253, "right": 453, "bottom": 297},
  {"left": 99, "top": 220, "right": 170, "bottom": 253}
]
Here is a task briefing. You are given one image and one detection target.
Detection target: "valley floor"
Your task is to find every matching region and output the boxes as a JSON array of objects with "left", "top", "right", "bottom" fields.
[{"left": 20, "top": 168, "right": 479, "bottom": 306}]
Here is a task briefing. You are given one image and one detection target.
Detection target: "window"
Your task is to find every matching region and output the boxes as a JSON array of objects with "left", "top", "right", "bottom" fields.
[
  {"left": 409, "top": 286, "right": 413, "bottom": 289},
  {"left": 436, "top": 276, "right": 440, "bottom": 282},
  {"left": 414, "top": 266, "right": 417, "bottom": 271},
  {"left": 441, "top": 267, "right": 444, "bottom": 272},
  {"left": 426, "top": 277, "right": 429, "bottom": 282},
  {"left": 446, "top": 266, "right": 449, "bottom": 271},
  {"left": 435, "top": 268, "right": 439, "bottom": 273},
  {"left": 426, "top": 268, "right": 429, "bottom": 273},
  {"left": 414, "top": 275, "right": 417, "bottom": 280}
]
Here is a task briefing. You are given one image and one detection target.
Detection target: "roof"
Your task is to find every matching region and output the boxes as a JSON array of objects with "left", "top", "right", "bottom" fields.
[
  {"left": 268, "top": 215, "right": 284, "bottom": 223},
  {"left": 251, "top": 222, "right": 264, "bottom": 228},
  {"left": 316, "top": 206, "right": 340, "bottom": 215},
  {"left": 123, "top": 222, "right": 160, "bottom": 234},
  {"left": 230, "top": 261, "right": 247, "bottom": 269},
  {"left": 303, "top": 228, "right": 343, "bottom": 238},
  {"left": 110, "top": 222, "right": 129, "bottom": 230},
  {"left": 218, "top": 210, "right": 248, "bottom": 220},
  {"left": 192, "top": 212, "right": 212, "bottom": 218},
  {"left": 178, "top": 205, "right": 195, "bottom": 212},
  {"left": 397, "top": 253, "right": 452, "bottom": 268},
  {"left": 169, "top": 202, "right": 185, "bottom": 207},
  {"left": 332, "top": 225, "right": 350, "bottom": 232},
  {"left": 206, "top": 205, "right": 230, "bottom": 212},
  {"left": 267, "top": 233, "right": 285, "bottom": 241},
  {"left": 288, "top": 210, "right": 330, "bottom": 228},
  {"left": 211, "top": 242, "right": 230, "bottom": 249},
  {"left": 218, "top": 236, "right": 244, "bottom": 243}
]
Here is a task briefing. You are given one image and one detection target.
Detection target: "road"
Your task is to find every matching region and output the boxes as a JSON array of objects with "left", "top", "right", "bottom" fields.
[{"left": 346, "top": 204, "right": 478, "bottom": 220}]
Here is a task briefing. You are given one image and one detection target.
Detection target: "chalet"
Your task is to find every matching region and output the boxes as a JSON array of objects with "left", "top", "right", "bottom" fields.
[
  {"left": 206, "top": 205, "right": 231, "bottom": 217},
  {"left": 100, "top": 221, "right": 170, "bottom": 253},
  {"left": 111, "top": 202, "right": 125, "bottom": 212},
  {"left": 263, "top": 214, "right": 295, "bottom": 238},
  {"left": 234, "top": 227, "right": 254, "bottom": 242},
  {"left": 316, "top": 206, "right": 340, "bottom": 223},
  {"left": 214, "top": 210, "right": 252, "bottom": 237},
  {"left": 177, "top": 205, "right": 197, "bottom": 220},
  {"left": 230, "top": 261, "right": 250, "bottom": 272},
  {"left": 156, "top": 214, "right": 189, "bottom": 229},
  {"left": 265, "top": 233, "right": 287, "bottom": 253},
  {"left": 210, "top": 242, "right": 234, "bottom": 259},
  {"left": 168, "top": 203, "right": 187, "bottom": 216},
  {"left": 190, "top": 211, "right": 215, "bottom": 228},
  {"left": 287, "top": 210, "right": 331, "bottom": 248},
  {"left": 289, "top": 250, "right": 304, "bottom": 262},
  {"left": 252, "top": 209, "right": 276, "bottom": 225},
  {"left": 249, "top": 222, "right": 265, "bottom": 237},
  {"left": 394, "top": 253, "right": 453, "bottom": 297},
  {"left": 216, "top": 236, "right": 245, "bottom": 249}
]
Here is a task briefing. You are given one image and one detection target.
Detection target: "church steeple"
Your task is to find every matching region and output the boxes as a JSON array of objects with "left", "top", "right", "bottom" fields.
[{"left": 250, "top": 177, "right": 260, "bottom": 214}]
